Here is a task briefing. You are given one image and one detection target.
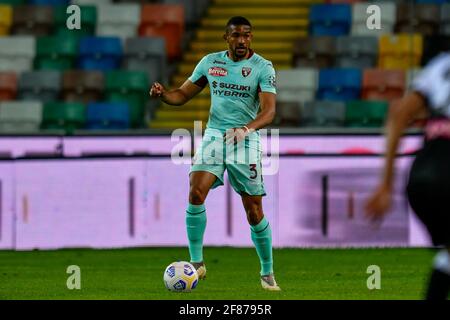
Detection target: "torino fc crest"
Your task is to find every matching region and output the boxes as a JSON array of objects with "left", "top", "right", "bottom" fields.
[{"left": 242, "top": 67, "right": 252, "bottom": 77}]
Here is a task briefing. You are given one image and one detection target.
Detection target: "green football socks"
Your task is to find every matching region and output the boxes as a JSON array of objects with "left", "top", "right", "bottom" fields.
[
  {"left": 186, "top": 203, "right": 207, "bottom": 263},
  {"left": 250, "top": 216, "right": 273, "bottom": 276}
]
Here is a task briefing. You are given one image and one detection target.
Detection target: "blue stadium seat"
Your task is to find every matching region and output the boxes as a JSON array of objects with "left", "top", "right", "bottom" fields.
[
  {"left": 317, "top": 68, "right": 362, "bottom": 102},
  {"left": 78, "top": 37, "right": 122, "bottom": 71},
  {"left": 86, "top": 102, "right": 129, "bottom": 130},
  {"left": 309, "top": 4, "right": 351, "bottom": 36}
]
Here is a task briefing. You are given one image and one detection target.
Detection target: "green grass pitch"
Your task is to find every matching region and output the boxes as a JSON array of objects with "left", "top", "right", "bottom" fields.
[{"left": 0, "top": 247, "right": 435, "bottom": 300}]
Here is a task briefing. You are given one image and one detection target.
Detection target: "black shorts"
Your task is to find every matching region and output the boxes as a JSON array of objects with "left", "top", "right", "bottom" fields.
[{"left": 406, "top": 138, "right": 450, "bottom": 247}]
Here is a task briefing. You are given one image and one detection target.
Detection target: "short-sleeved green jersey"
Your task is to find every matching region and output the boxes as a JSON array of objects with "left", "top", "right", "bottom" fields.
[{"left": 188, "top": 50, "right": 277, "bottom": 132}]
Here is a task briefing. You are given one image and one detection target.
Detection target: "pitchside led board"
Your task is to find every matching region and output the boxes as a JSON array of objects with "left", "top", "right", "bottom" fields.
[{"left": 0, "top": 134, "right": 430, "bottom": 250}]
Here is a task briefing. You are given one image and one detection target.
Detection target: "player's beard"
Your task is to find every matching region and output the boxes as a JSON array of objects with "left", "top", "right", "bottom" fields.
[{"left": 234, "top": 46, "right": 248, "bottom": 58}]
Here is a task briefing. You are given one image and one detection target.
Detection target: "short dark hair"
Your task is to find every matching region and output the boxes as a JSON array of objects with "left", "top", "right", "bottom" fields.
[{"left": 225, "top": 16, "right": 252, "bottom": 32}]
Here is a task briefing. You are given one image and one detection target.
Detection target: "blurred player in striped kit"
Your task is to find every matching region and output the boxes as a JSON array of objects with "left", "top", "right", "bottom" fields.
[{"left": 366, "top": 53, "right": 450, "bottom": 300}]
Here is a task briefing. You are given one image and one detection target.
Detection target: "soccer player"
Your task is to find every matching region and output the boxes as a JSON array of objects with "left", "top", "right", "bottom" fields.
[
  {"left": 365, "top": 52, "right": 450, "bottom": 300},
  {"left": 150, "top": 16, "right": 280, "bottom": 291}
]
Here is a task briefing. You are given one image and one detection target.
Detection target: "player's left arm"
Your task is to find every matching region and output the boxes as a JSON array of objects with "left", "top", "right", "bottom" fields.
[
  {"left": 225, "top": 63, "right": 277, "bottom": 144},
  {"left": 224, "top": 92, "right": 276, "bottom": 144}
]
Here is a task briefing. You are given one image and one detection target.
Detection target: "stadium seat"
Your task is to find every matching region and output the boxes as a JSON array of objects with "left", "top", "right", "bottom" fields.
[
  {"left": 421, "top": 35, "right": 450, "bottom": 65},
  {"left": 11, "top": 5, "right": 54, "bottom": 36},
  {"left": 139, "top": 4, "right": 184, "bottom": 61},
  {"left": 97, "top": 4, "right": 140, "bottom": 40},
  {"left": 378, "top": 34, "right": 423, "bottom": 70},
  {"left": 35, "top": 35, "right": 79, "bottom": 70},
  {"left": 105, "top": 71, "right": 149, "bottom": 128},
  {"left": 317, "top": 68, "right": 362, "bottom": 102},
  {"left": 0, "top": 101, "right": 42, "bottom": 132},
  {"left": 164, "top": 0, "right": 204, "bottom": 27},
  {"left": 41, "top": 102, "right": 85, "bottom": 133},
  {"left": 301, "top": 100, "right": 346, "bottom": 127},
  {"left": 62, "top": 70, "right": 104, "bottom": 104},
  {"left": 86, "top": 102, "right": 129, "bottom": 130},
  {"left": 293, "top": 36, "right": 336, "bottom": 68},
  {"left": 54, "top": 5, "right": 97, "bottom": 37},
  {"left": 273, "top": 101, "right": 302, "bottom": 127},
  {"left": 416, "top": 0, "right": 448, "bottom": 3},
  {"left": 336, "top": 36, "right": 378, "bottom": 68},
  {"left": 0, "top": 5, "right": 12, "bottom": 35},
  {"left": 345, "top": 100, "right": 388, "bottom": 127},
  {"left": 72, "top": 0, "right": 111, "bottom": 4},
  {"left": 29, "top": 0, "right": 70, "bottom": 4},
  {"left": 351, "top": 2, "right": 396, "bottom": 36},
  {"left": 362, "top": 69, "right": 405, "bottom": 102},
  {"left": 441, "top": 4, "right": 450, "bottom": 35},
  {"left": 395, "top": 3, "right": 440, "bottom": 36},
  {"left": 123, "top": 37, "right": 167, "bottom": 85},
  {"left": 18, "top": 71, "right": 61, "bottom": 103},
  {"left": 0, "top": 0, "right": 25, "bottom": 4},
  {"left": 276, "top": 68, "right": 318, "bottom": 104},
  {"left": 309, "top": 4, "right": 351, "bottom": 36},
  {"left": 0, "top": 36, "right": 35, "bottom": 72},
  {"left": 78, "top": 36, "right": 122, "bottom": 71},
  {"left": 0, "top": 71, "right": 17, "bottom": 101}
]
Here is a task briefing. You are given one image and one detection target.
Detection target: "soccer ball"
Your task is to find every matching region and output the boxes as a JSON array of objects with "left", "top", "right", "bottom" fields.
[{"left": 163, "top": 261, "right": 199, "bottom": 292}]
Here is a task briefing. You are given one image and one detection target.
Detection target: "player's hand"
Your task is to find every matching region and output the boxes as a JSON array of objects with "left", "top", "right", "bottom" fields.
[
  {"left": 364, "top": 184, "right": 392, "bottom": 223},
  {"left": 224, "top": 127, "right": 249, "bottom": 145},
  {"left": 150, "top": 82, "right": 165, "bottom": 98}
]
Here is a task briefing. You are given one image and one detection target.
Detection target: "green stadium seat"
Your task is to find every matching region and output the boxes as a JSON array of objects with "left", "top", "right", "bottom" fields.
[
  {"left": 345, "top": 100, "right": 388, "bottom": 128},
  {"left": 35, "top": 35, "right": 79, "bottom": 70},
  {"left": 54, "top": 5, "right": 96, "bottom": 37},
  {"left": 42, "top": 102, "right": 85, "bottom": 133},
  {"left": 105, "top": 71, "right": 149, "bottom": 128},
  {"left": 0, "top": 0, "right": 25, "bottom": 5}
]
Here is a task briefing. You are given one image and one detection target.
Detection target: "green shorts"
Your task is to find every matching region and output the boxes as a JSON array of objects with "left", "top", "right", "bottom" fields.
[{"left": 190, "top": 128, "right": 266, "bottom": 196}]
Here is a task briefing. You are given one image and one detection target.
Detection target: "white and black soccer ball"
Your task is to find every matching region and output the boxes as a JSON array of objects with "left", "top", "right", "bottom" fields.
[{"left": 163, "top": 261, "right": 199, "bottom": 292}]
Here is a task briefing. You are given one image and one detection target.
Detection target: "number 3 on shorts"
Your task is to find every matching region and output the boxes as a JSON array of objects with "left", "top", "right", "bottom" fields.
[{"left": 249, "top": 164, "right": 257, "bottom": 179}]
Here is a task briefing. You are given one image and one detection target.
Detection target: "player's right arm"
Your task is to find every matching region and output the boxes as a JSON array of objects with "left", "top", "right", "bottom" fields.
[
  {"left": 150, "top": 55, "right": 209, "bottom": 106},
  {"left": 149, "top": 80, "right": 204, "bottom": 106}
]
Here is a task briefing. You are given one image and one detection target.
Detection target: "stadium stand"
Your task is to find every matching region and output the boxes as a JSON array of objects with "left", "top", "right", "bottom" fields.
[{"left": 0, "top": 0, "right": 449, "bottom": 131}]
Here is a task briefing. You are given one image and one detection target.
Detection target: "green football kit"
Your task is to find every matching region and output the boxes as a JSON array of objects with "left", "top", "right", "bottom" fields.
[{"left": 188, "top": 50, "right": 277, "bottom": 196}]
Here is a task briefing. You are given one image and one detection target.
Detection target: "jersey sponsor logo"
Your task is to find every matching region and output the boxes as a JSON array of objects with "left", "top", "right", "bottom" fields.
[
  {"left": 208, "top": 67, "right": 228, "bottom": 77},
  {"left": 213, "top": 60, "right": 226, "bottom": 65},
  {"left": 242, "top": 67, "right": 252, "bottom": 77}
]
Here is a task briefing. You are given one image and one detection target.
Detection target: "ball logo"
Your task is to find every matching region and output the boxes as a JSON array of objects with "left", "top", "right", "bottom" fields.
[
  {"left": 208, "top": 67, "right": 228, "bottom": 77},
  {"left": 242, "top": 67, "right": 252, "bottom": 77},
  {"left": 184, "top": 264, "right": 194, "bottom": 276}
]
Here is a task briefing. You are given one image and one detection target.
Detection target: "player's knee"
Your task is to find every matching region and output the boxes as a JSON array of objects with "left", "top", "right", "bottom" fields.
[
  {"left": 245, "top": 203, "right": 264, "bottom": 225},
  {"left": 189, "top": 186, "right": 206, "bottom": 205}
]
